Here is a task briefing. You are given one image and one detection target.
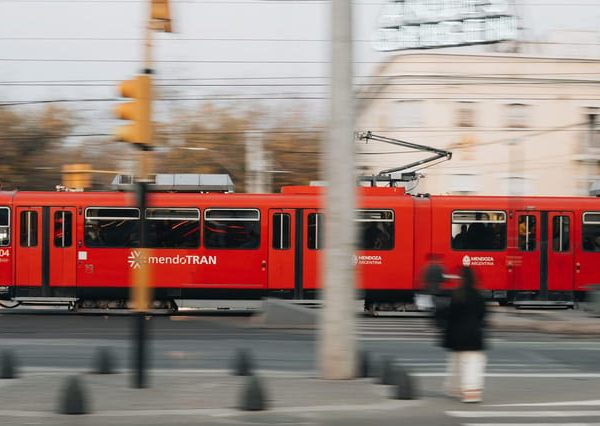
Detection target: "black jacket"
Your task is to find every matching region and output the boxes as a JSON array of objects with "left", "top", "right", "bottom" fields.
[
  {"left": 442, "top": 287, "right": 487, "bottom": 351},
  {"left": 423, "top": 263, "right": 444, "bottom": 295}
]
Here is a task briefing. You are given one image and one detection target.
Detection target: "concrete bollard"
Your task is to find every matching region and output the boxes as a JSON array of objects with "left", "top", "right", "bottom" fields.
[
  {"left": 92, "top": 347, "right": 116, "bottom": 375},
  {"left": 239, "top": 375, "right": 268, "bottom": 411},
  {"left": 357, "top": 350, "right": 370, "bottom": 378},
  {"left": 0, "top": 350, "right": 18, "bottom": 379},
  {"left": 58, "top": 376, "right": 90, "bottom": 415},
  {"left": 232, "top": 349, "right": 253, "bottom": 376},
  {"left": 379, "top": 356, "right": 395, "bottom": 385},
  {"left": 391, "top": 367, "right": 417, "bottom": 400}
]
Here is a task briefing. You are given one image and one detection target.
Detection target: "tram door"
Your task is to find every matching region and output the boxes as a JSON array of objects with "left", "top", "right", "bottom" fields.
[
  {"left": 15, "top": 206, "right": 76, "bottom": 294},
  {"left": 302, "top": 209, "right": 322, "bottom": 293},
  {"left": 268, "top": 209, "right": 296, "bottom": 294},
  {"left": 546, "top": 211, "right": 574, "bottom": 292},
  {"left": 15, "top": 207, "right": 43, "bottom": 287},
  {"left": 511, "top": 212, "right": 541, "bottom": 292},
  {"left": 49, "top": 207, "right": 77, "bottom": 287},
  {"left": 511, "top": 211, "right": 575, "bottom": 296}
]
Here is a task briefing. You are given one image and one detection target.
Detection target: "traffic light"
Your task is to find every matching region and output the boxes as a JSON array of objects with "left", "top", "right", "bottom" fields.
[
  {"left": 114, "top": 74, "right": 152, "bottom": 146},
  {"left": 151, "top": 0, "right": 172, "bottom": 33}
]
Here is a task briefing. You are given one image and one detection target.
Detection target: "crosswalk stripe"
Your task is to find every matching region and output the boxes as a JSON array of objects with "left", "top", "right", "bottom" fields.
[
  {"left": 448, "top": 410, "right": 600, "bottom": 418},
  {"left": 359, "top": 331, "right": 433, "bottom": 336},
  {"left": 389, "top": 363, "right": 571, "bottom": 367},
  {"left": 463, "top": 423, "right": 600, "bottom": 426},
  {"left": 491, "top": 400, "right": 600, "bottom": 407},
  {"left": 418, "top": 373, "right": 599, "bottom": 377},
  {"left": 359, "top": 337, "right": 435, "bottom": 341}
]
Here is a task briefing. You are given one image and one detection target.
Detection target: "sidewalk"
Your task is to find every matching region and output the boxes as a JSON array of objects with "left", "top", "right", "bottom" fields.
[
  {"left": 0, "top": 369, "right": 422, "bottom": 426},
  {"left": 488, "top": 306, "right": 600, "bottom": 335}
]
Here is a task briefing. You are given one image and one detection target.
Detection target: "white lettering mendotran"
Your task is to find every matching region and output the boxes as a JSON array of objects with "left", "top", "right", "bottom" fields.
[
  {"left": 128, "top": 251, "right": 217, "bottom": 269},
  {"left": 147, "top": 255, "right": 217, "bottom": 265}
]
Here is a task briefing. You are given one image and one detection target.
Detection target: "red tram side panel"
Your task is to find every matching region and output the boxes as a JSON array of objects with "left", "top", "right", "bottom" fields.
[
  {"left": 430, "top": 197, "right": 510, "bottom": 296},
  {"left": 355, "top": 194, "right": 415, "bottom": 294},
  {"left": 0, "top": 195, "right": 14, "bottom": 296},
  {"left": 428, "top": 195, "right": 600, "bottom": 303},
  {"left": 1, "top": 188, "right": 600, "bottom": 306}
]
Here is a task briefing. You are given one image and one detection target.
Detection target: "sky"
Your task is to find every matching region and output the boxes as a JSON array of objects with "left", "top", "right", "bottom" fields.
[{"left": 0, "top": 0, "right": 599, "bottom": 131}]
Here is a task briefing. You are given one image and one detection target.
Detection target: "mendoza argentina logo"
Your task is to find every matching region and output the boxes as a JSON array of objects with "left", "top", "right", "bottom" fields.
[{"left": 128, "top": 250, "right": 217, "bottom": 269}]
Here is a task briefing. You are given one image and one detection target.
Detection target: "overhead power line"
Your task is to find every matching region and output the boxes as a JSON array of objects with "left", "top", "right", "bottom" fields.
[
  {"left": 0, "top": 58, "right": 599, "bottom": 65},
  {"left": 4, "top": 37, "right": 600, "bottom": 49},
  {"left": 0, "top": 0, "right": 597, "bottom": 5},
  {"left": 1, "top": 79, "right": 600, "bottom": 87}
]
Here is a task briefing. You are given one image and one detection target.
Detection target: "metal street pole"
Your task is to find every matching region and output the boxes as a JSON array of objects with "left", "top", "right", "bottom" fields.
[
  {"left": 319, "top": 0, "right": 357, "bottom": 380},
  {"left": 130, "top": 8, "right": 155, "bottom": 391},
  {"left": 130, "top": 0, "right": 171, "bottom": 389}
]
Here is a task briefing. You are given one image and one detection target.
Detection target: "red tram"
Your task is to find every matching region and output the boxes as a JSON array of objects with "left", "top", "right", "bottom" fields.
[{"left": 0, "top": 183, "right": 598, "bottom": 309}]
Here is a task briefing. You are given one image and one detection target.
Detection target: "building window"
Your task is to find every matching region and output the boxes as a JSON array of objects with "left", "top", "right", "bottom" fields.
[
  {"left": 456, "top": 102, "right": 476, "bottom": 127},
  {"left": 20, "top": 211, "right": 38, "bottom": 247},
  {"left": 394, "top": 100, "right": 423, "bottom": 128},
  {"left": 54, "top": 211, "right": 73, "bottom": 248},
  {"left": 449, "top": 173, "right": 481, "bottom": 194},
  {"left": 307, "top": 213, "right": 324, "bottom": 250},
  {"left": 499, "top": 175, "right": 534, "bottom": 196},
  {"left": 146, "top": 208, "right": 200, "bottom": 249},
  {"left": 506, "top": 103, "right": 529, "bottom": 128},
  {"left": 84, "top": 208, "right": 140, "bottom": 248},
  {"left": 585, "top": 109, "right": 600, "bottom": 150},
  {"left": 582, "top": 212, "right": 600, "bottom": 252},
  {"left": 451, "top": 210, "right": 507, "bottom": 250},
  {"left": 356, "top": 209, "right": 394, "bottom": 250},
  {"left": 204, "top": 209, "right": 260, "bottom": 249},
  {"left": 0, "top": 207, "right": 9, "bottom": 247}
]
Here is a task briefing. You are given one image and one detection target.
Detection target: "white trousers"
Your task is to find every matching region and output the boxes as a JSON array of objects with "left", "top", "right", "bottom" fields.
[{"left": 445, "top": 351, "right": 486, "bottom": 394}]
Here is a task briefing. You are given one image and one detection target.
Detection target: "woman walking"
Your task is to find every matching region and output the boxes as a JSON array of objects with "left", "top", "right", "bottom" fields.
[{"left": 443, "top": 266, "right": 487, "bottom": 403}]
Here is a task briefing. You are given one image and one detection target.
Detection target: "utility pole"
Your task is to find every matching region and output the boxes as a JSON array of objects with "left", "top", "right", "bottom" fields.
[
  {"left": 319, "top": 0, "right": 356, "bottom": 379},
  {"left": 245, "top": 132, "right": 267, "bottom": 193},
  {"left": 587, "top": 109, "right": 599, "bottom": 195}
]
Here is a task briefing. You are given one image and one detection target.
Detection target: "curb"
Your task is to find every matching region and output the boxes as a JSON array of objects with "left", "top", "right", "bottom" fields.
[{"left": 489, "top": 316, "right": 600, "bottom": 335}]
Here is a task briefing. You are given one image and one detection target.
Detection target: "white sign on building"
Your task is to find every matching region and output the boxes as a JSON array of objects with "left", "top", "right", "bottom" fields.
[{"left": 373, "top": 0, "right": 518, "bottom": 51}]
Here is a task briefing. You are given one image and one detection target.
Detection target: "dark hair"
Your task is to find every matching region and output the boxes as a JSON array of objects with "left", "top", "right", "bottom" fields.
[
  {"left": 453, "top": 266, "right": 477, "bottom": 302},
  {"left": 461, "top": 266, "right": 476, "bottom": 289}
]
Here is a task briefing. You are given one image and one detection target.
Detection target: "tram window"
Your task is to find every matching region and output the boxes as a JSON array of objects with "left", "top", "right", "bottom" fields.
[
  {"left": 272, "top": 213, "right": 291, "bottom": 250},
  {"left": 552, "top": 216, "right": 570, "bottom": 252},
  {"left": 518, "top": 215, "right": 536, "bottom": 251},
  {"left": 84, "top": 208, "right": 140, "bottom": 248},
  {"left": 356, "top": 209, "right": 394, "bottom": 250},
  {"left": 54, "top": 211, "right": 73, "bottom": 248},
  {"left": 146, "top": 208, "right": 200, "bottom": 249},
  {"left": 582, "top": 212, "right": 600, "bottom": 252},
  {"left": 451, "top": 210, "right": 506, "bottom": 250},
  {"left": 308, "top": 213, "right": 324, "bottom": 250},
  {"left": 0, "top": 207, "right": 9, "bottom": 247},
  {"left": 19, "top": 211, "right": 38, "bottom": 247},
  {"left": 204, "top": 209, "right": 260, "bottom": 249}
]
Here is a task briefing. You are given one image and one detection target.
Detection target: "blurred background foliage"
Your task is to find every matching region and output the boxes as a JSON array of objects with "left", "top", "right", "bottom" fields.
[{"left": 0, "top": 103, "right": 322, "bottom": 193}]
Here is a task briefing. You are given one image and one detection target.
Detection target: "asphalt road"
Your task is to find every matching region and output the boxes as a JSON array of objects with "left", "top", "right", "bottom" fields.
[
  {"left": 1, "top": 312, "right": 599, "bottom": 372},
  {"left": 1, "top": 312, "right": 599, "bottom": 425}
]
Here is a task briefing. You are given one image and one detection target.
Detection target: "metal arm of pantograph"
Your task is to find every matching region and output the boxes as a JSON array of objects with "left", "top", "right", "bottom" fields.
[{"left": 358, "top": 131, "right": 452, "bottom": 176}]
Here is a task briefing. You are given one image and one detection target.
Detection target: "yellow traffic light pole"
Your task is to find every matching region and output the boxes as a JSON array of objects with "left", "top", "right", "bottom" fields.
[{"left": 114, "top": 0, "right": 172, "bottom": 389}]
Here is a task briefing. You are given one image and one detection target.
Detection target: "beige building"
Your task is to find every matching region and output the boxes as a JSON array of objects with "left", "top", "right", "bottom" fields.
[{"left": 356, "top": 52, "right": 600, "bottom": 196}]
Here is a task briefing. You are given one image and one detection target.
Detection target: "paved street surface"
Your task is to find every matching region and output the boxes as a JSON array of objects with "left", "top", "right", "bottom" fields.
[{"left": 0, "top": 308, "right": 599, "bottom": 425}]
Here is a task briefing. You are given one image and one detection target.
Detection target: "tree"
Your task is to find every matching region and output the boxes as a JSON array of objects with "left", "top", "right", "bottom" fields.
[
  {"left": 158, "top": 103, "right": 322, "bottom": 192},
  {"left": 0, "top": 105, "right": 74, "bottom": 190}
]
